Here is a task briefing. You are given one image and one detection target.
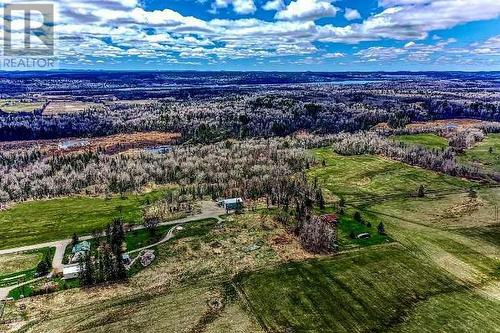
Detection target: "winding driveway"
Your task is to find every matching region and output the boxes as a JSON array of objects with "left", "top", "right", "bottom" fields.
[{"left": 0, "top": 201, "right": 225, "bottom": 300}]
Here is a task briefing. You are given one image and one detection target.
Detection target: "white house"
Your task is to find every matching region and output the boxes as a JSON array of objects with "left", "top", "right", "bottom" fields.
[{"left": 62, "top": 263, "right": 81, "bottom": 280}]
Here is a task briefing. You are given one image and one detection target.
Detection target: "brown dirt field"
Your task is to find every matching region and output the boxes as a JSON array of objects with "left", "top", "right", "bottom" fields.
[
  {"left": 0, "top": 132, "right": 181, "bottom": 155},
  {"left": 406, "top": 119, "right": 499, "bottom": 130},
  {"left": 375, "top": 119, "right": 500, "bottom": 131},
  {"left": 43, "top": 100, "right": 105, "bottom": 115}
]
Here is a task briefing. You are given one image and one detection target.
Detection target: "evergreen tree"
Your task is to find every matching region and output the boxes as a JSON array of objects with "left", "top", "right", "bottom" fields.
[
  {"left": 316, "top": 188, "right": 325, "bottom": 210},
  {"left": 418, "top": 185, "right": 425, "bottom": 198},
  {"left": 71, "top": 233, "right": 79, "bottom": 248},
  {"left": 377, "top": 222, "right": 386, "bottom": 235}
]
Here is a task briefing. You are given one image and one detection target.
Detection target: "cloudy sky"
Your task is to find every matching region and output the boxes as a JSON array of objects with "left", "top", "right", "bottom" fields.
[{"left": 2, "top": 0, "right": 500, "bottom": 70}]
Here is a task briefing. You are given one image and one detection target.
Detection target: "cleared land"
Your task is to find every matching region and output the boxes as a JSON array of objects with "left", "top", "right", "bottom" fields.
[
  {"left": 0, "top": 99, "right": 45, "bottom": 113},
  {"left": 233, "top": 149, "right": 499, "bottom": 333},
  {"left": 0, "top": 251, "right": 43, "bottom": 276},
  {"left": 309, "top": 148, "right": 471, "bottom": 204},
  {"left": 0, "top": 190, "right": 170, "bottom": 250},
  {"left": 392, "top": 133, "right": 449, "bottom": 149},
  {"left": 459, "top": 133, "right": 500, "bottom": 173},
  {"left": 43, "top": 100, "right": 104, "bottom": 115},
  {"left": 0, "top": 248, "right": 54, "bottom": 288},
  {"left": 0, "top": 131, "right": 181, "bottom": 154},
  {"left": 5, "top": 212, "right": 292, "bottom": 332},
  {"left": 237, "top": 246, "right": 499, "bottom": 333}
]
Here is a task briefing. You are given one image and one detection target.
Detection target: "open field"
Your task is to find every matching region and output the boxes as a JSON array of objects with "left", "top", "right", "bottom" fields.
[
  {"left": 459, "top": 133, "right": 500, "bottom": 173},
  {"left": 0, "top": 248, "right": 55, "bottom": 288},
  {"left": 308, "top": 148, "right": 471, "bottom": 204},
  {"left": 0, "top": 251, "right": 42, "bottom": 276},
  {"left": 405, "top": 119, "right": 499, "bottom": 131},
  {"left": 237, "top": 246, "right": 500, "bottom": 333},
  {"left": 43, "top": 100, "right": 104, "bottom": 115},
  {"left": 234, "top": 149, "right": 499, "bottom": 333},
  {"left": 392, "top": 133, "right": 449, "bottom": 149},
  {"left": 0, "top": 190, "right": 170, "bottom": 250},
  {"left": 0, "top": 99, "right": 45, "bottom": 113}
]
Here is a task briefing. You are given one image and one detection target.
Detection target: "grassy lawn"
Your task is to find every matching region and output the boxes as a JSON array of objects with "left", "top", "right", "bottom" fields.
[
  {"left": 237, "top": 246, "right": 500, "bottom": 333},
  {"left": 0, "top": 251, "right": 44, "bottom": 276},
  {"left": 392, "top": 133, "right": 449, "bottom": 150},
  {"left": 309, "top": 148, "right": 471, "bottom": 204},
  {"left": 63, "top": 218, "right": 219, "bottom": 264},
  {"left": 459, "top": 133, "right": 500, "bottom": 173},
  {"left": 337, "top": 213, "right": 391, "bottom": 249},
  {"left": 0, "top": 248, "right": 55, "bottom": 288},
  {"left": 0, "top": 190, "right": 170, "bottom": 250}
]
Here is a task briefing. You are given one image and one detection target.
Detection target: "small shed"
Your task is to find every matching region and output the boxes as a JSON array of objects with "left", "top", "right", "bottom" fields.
[
  {"left": 220, "top": 198, "right": 244, "bottom": 211},
  {"left": 122, "top": 253, "right": 131, "bottom": 265},
  {"left": 62, "top": 263, "right": 81, "bottom": 280},
  {"left": 357, "top": 233, "right": 371, "bottom": 239}
]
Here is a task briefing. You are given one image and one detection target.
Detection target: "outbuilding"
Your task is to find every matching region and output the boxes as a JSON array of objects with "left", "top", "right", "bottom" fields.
[
  {"left": 62, "top": 263, "right": 81, "bottom": 280},
  {"left": 220, "top": 198, "right": 244, "bottom": 212}
]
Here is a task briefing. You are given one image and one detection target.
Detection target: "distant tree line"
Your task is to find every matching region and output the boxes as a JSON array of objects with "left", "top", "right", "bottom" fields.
[{"left": 1, "top": 84, "right": 499, "bottom": 142}]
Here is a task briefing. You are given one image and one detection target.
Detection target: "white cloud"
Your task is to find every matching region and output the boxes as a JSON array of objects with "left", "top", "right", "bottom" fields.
[
  {"left": 472, "top": 35, "right": 500, "bottom": 56},
  {"left": 213, "top": 0, "right": 256, "bottom": 15},
  {"left": 263, "top": 0, "right": 285, "bottom": 11},
  {"left": 319, "top": 0, "right": 500, "bottom": 43},
  {"left": 323, "top": 52, "right": 345, "bottom": 58},
  {"left": 276, "top": 0, "right": 338, "bottom": 21},
  {"left": 344, "top": 8, "right": 361, "bottom": 21},
  {"left": 3, "top": 0, "right": 499, "bottom": 66}
]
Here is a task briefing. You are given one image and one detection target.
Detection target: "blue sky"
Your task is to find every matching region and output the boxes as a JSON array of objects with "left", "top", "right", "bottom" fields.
[{"left": 2, "top": 0, "right": 500, "bottom": 70}]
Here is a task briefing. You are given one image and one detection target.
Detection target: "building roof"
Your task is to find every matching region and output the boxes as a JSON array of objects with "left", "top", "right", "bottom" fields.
[
  {"left": 223, "top": 198, "right": 243, "bottom": 204},
  {"left": 72, "top": 241, "right": 91, "bottom": 254},
  {"left": 320, "top": 214, "right": 337, "bottom": 224},
  {"left": 63, "top": 263, "right": 81, "bottom": 275}
]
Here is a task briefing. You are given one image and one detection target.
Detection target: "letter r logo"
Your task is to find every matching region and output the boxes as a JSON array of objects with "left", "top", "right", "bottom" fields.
[{"left": 3, "top": 4, "right": 54, "bottom": 56}]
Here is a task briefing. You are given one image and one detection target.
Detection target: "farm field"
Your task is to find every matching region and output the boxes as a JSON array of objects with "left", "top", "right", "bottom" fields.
[
  {"left": 0, "top": 131, "right": 181, "bottom": 154},
  {"left": 0, "top": 251, "right": 43, "bottom": 276},
  {"left": 308, "top": 148, "right": 471, "bottom": 204},
  {"left": 1, "top": 139, "right": 498, "bottom": 332},
  {"left": 392, "top": 133, "right": 449, "bottom": 149},
  {"left": 235, "top": 150, "right": 499, "bottom": 333},
  {"left": 5, "top": 150, "right": 498, "bottom": 333},
  {"left": 0, "top": 189, "right": 171, "bottom": 250},
  {"left": 237, "top": 246, "right": 500, "bottom": 333},
  {"left": 0, "top": 99, "right": 45, "bottom": 113},
  {"left": 459, "top": 133, "right": 500, "bottom": 173},
  {"left": 43, "top": 100, "right": 104, "bottom": 115}
]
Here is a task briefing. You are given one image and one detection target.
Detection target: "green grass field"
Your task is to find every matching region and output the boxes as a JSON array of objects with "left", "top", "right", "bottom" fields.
[
  {"left": 392, "top": 133, "right": 449, "bottom": 150},
  {"left": 0, "top": 248, "right": 54, "bottom": 287},
  {"left": 0, "top": 190, "right": 169, "bottom": 250},
  {"left": 337, "top": 214, "right": 391, "bottom": 249},
  {"left": 309, "top": 148, "right": 471, "bottom": 204},
  {"left": 459, "top": 133, "right": 500, "bottom": 173},
  {"left": 0, "top": 99, "right": 45, "bottom": 113},
  {"left": 237, "top": 246, "right": 500, "bottom": 333}
]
